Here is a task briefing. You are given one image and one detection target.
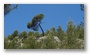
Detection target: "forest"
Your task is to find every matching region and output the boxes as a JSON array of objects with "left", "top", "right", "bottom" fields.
[
  {"left": 4, "top": 20, "right": 84, "bottom": 49},
  {"left": 4, "top": 4, "right": 84, "bottom": 49}
]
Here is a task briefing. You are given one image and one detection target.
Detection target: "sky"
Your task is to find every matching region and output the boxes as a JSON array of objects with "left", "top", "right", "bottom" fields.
[{"left": 4, "top": 4, "right": 84, "bottom": 37}]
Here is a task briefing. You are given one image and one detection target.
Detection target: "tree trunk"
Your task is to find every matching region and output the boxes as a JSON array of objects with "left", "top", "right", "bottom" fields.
[{"left": 39, "top": 24, "right": 44, "bottom": 36}]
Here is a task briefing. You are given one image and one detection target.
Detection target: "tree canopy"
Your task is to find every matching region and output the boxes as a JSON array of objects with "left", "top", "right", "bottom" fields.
[
  {"left": 80, "top": 4, "right": 84, "bottom": 11},
  {"left": 27, "top": 14, "right": 44, "bottom": 36},
  {"left": 27, "top": 14, "right": 44, "bottom": 30},
  {"left": 4, "top": 20, "right": 84, "bottom": 49},
  {"left": 4, "top": 4, "right": 18, "bottom": 16}
]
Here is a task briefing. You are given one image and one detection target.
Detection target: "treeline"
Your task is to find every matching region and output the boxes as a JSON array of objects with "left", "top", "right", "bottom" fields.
[{"left": 4, "top": 20, "right": 84, "bottom": 49}]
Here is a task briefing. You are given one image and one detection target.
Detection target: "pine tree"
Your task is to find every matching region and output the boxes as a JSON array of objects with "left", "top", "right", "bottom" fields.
[
  {"left": 43, "top": 34, "right": 58, "bottom": 49},
  {"left": 34, "top": 31, "right": 40, "bottom": 38},
  {"left": 19, "top": 31, "right": 27, "bottom": 39},
  {"left": 77, "top": 24, "right": 84, "bottom": 39},
  {"left": 4, "top": 19, "right": 84, "bottom": 49},
  {"left": 57, "top": 26, "right": 65, "bottom": 41},
  {"left": 4, "top": 4, "right": 18, "bottom": 16},
  {"left": 50, "top": 27, "right": 57, "bottom": 36},
  {"left": 45, "top": 29, "right": 50, "bottom": 36},
  {"left": 27, "top": 14, "right": 44, "bottom": 36},
  {"left": 66, "top": 20, "right": 77, "bottom": 48},
  {"left": 22, "top": 35, "right": 36, "bottom": 49},
  {"left": 8, "top": 34, "right": 13, "bottom": 40},
  {"left": 12, "top": 30, "right": 18, "bottom": 38}
]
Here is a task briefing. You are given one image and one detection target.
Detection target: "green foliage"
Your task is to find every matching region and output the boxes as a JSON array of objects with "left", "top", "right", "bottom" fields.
[
  {"left": 8, "top": 34, "right": 13, "bottom": 40},
  {"left": 66, "top": 20, "right": 77, "bottom": 48},
  {"left": 27, "top": 31, "right": 34, "bottom": 36},
  {"left": 57, "top": 26, "right": 65, "bottom": 41},
  {"left": 34, "top": 31, "right": 40, "bottom": 37},
  {"left": 19, "top": 31, "right": 27, "bottom": 39},
  {"left": 7, "top": 30, "right": 18, "bottom": 40},
  {"left": 45, "top": 29, "right": 50, "bottom": 36},
  {"left": 27, "top": 14, "right": 45, "bottom": 36},
  {"left": 4, "top": 37, "right": 19, "bottom": 49},
  {"left": 12, "top": 30, "right": 18, "bottom": 38},
  {"left": 32, "top": 14, "right": 44, "bottom": 23},
  {"left": 4, "top": 20, "right": 84, "bottom": 49},
  {"left": 43, "top": 34, "right": 58, "bottom": 49},
  {"left": 4, "top": 37, "right": 8, "bottom": 49},
  {"left": 9, "top": 38, "right": 18, "bottom": 49},
  {"left": 27, "top": 14, "right": 44, "bottom": 30},
  {"left": 4, "top": 4, "right": 18, "bottom": 16},
  {"left": 27, "top": 22, "right": 32, "bottom": 28},
  {"left": 21, "top": 36, "right": 35, "bottom": 49},
  {"left": 77, "top": 25, "right": 84, "bottom": 39},
  {"left": 21, "top": 36, "right": 42, "bottom": 49},
  {"left": 50, "top": 27, "right": 57, "bottom": 36}
]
